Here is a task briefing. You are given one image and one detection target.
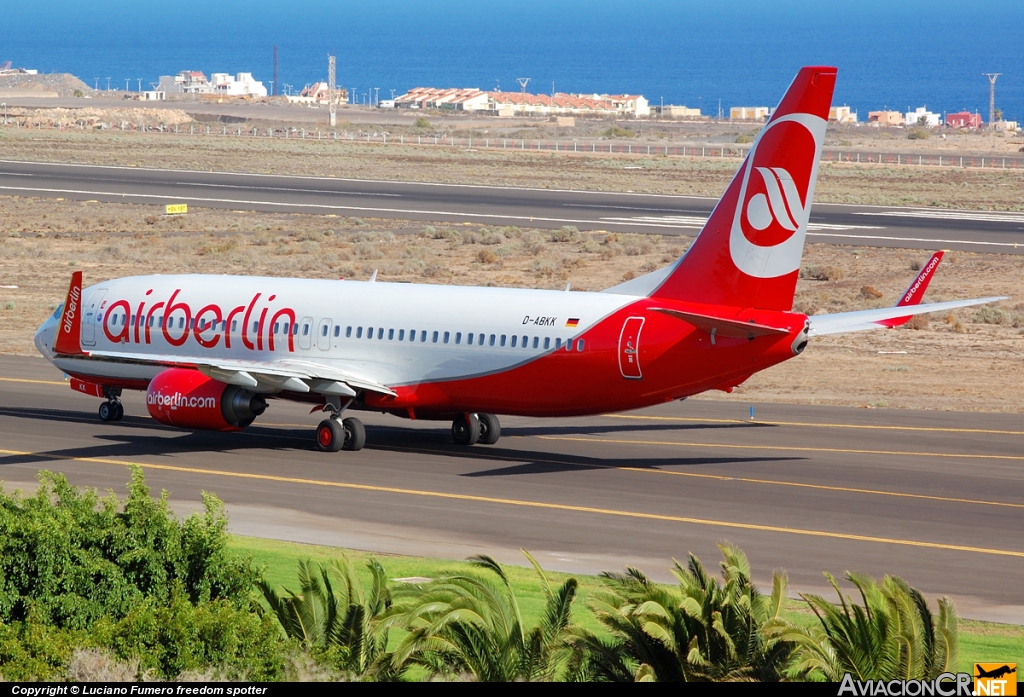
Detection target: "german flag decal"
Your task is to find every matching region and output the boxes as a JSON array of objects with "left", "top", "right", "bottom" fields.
[{"left": 565, "top": 318, "right": 579, "bottom": 328}]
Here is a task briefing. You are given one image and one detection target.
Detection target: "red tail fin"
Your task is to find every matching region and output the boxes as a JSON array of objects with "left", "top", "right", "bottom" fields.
[
  {"left": 651, "top": 66, "right": 837, "bottom": 310},
  {"left": 53, "top": 271, "right": 86, "bottom": 356}
]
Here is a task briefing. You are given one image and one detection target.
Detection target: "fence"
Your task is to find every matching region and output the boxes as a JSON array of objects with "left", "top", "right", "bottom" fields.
[{"left": 3, "top": 118, "right": 1023, "bottom": 170}]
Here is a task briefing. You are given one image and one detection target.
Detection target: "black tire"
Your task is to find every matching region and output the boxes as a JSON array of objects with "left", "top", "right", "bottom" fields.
[
  {"left": 112, "top": 403, "right": 124, "bottom": 422},
  {"left": 99, "top": 402, "right": 115, "bottom": 422},
  {"left": 452, "top": 413, "right": 481, "bottom": 446},
  {"left": 477, "top": 413, "right": 501, "bottom": 445},
  {"left": 342, "top": 417, "right": 366, "bottom": 451},
  {"left": 316, "top": 418, "right": 344, "bottom": 452}
]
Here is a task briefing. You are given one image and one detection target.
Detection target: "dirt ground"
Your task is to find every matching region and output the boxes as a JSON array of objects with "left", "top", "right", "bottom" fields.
[
  {"left": 2, "top": 127, "right": 1024, "bottom": 210},
  {"left": 1, "top": 195, "right": 1021, "bottom": 412}
]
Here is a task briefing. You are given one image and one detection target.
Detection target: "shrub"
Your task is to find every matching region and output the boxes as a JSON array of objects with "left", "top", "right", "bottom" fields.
[
  {"left": 551, "top": 226, "right": 580, "bottom": 242},
  {"left": 799, "top": 265, "right": 844, "bottom": 281},
  {"left": 908, "top": 128, "right": 931, "bottom": 140},
  {"left": 860, "top": 285, "right": 884, "bottom": 300},
  {"left": 413, "top": 117, "right": 431, "bottom": 129},
  {"left": 600, "top": 126, "right": 636, "bottom": 138}
]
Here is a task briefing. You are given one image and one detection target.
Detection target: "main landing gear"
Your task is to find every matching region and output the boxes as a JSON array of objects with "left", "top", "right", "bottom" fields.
[
  {"left": 98, "top": 388, "right": 124, "bottom": 422},
  {"left": 452, "top": 413, "right": 501, "bottom": 446},
  {"left": 315, "top": 398, "right": 365, "bottom": 453}
]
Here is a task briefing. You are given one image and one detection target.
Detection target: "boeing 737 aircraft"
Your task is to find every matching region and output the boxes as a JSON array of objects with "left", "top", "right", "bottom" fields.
[{"left": 34, "top": 67, "right": 1005, "bottom": 452}]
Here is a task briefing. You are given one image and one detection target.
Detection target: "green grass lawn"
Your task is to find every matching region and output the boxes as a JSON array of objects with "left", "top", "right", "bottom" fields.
[{"left": 229, "top": 535, "right": 1023, "bottom": 675}]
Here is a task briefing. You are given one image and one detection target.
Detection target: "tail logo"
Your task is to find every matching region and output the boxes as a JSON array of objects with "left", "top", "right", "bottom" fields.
[{"left": 729, "top": 113, "right": 826, "bottom": 279}]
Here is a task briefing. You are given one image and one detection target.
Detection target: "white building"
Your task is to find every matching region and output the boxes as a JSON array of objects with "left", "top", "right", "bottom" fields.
[
  {"left": 829, "top": 105, "right": 858, "bottom": 123},
  {"left": 662, "top": 105, "right": 702, "bottom": 119},
  {"left": 730, "top": 106, "right": 770, "bottom": 121},
  {"left": 905, "top": 106, "right": 940, "bottom": 127},
  {"left": 211, "top": 72, "right": 267, "bottom": 97}
]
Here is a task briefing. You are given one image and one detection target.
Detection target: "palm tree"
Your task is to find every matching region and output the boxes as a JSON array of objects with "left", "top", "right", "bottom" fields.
[
  {"left": 385, "top": 550, "right": 579, "bottom": 681},
  {"left": 572, "top": 542, "right": 793, "bottom": 681},
  {"left": 772, "top": 572, "right": 958, "bottom": 681},
  {"left": 259, "top": 556, "right": 394, "bottom": 678}
]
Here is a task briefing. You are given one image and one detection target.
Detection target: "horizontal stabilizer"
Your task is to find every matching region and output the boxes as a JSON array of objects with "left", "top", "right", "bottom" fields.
[
  {"left": 652, "top": 308, "right": 789, "bottom": 339},
  {"left": 808, "top": 296, "right": 1006, "bottom": 336}
]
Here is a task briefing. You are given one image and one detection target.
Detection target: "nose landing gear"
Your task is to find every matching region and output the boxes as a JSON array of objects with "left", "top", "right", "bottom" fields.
[{"left": 98, "top": 388, "right": 124, "bottom": 422}]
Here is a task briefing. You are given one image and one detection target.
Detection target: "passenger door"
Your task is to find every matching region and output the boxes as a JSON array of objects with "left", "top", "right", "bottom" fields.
[
  {"left": 618, "top": 316, "right": 644, "bottom": 380},
  {"left": 81, "top": 288, "right": 107, "bottom": 347}
]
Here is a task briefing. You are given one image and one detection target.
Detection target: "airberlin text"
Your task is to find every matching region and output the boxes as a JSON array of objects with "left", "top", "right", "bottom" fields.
[
  {"left": 9, "top": 687, "right": 269, "bottom": 696},
  {"left": 102, "top": 290, "right": 296, "bottom": 353},
  {"left": 147, "top": 390, "right": 216, "bottom": 410},
  {"left": 838, "top": 673, "right": 972, "bottom": 696}
]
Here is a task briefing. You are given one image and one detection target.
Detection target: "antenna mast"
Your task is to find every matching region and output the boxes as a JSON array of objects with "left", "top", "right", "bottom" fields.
[
  {"left": 983, "top": 73, "right": 1001, "bottom": 126},
  {"left": 328, "top": 54, "right": 336, "bottom": 127},
  {"left": 273, "top": 45, "right": 279, "bottom": 97},
  {"left": 516, "top": 77, "right": 530, "bottom": 94}
]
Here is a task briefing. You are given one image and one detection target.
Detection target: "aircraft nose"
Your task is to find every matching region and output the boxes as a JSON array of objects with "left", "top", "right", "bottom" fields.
[{"left": 34, "top": 315, "right": 57, "bottom": 357}]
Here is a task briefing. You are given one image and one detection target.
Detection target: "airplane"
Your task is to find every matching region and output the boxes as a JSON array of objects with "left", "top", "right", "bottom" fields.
[
  {"left": 975, "top": 665, "right": 1016, "bottom": 680},
  {"left": 33, "top": 66, "right": 1006, "bottom": 452}
]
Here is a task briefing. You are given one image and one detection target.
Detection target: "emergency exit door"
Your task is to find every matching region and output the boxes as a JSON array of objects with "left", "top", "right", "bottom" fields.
[{"left": 618, "top": 316, "right": 644, "bottom": 380}]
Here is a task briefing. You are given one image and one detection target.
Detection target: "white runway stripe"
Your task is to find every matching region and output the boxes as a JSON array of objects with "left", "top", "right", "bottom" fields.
[
  {"left": 856, "top": 210, "right": 1024, "bottom": 224},
  {"left": 600, "top": 215, "right": 881, "bottom": 232}
]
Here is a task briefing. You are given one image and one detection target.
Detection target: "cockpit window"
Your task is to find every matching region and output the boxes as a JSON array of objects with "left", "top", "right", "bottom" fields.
[{"left": 52, "top": 303, "right": 64, "bottom": 319}]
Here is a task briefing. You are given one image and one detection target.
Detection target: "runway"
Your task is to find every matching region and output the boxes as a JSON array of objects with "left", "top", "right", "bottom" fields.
[
  {"left": 2, "top": 160, "right": 1024, "bottom": 254},
  {"left": 1, "top": 354, "right": 1022, "bottom": 623}
]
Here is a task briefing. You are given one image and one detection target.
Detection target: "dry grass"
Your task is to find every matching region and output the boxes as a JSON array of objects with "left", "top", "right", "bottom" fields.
[{"left": 1, "top": 195, "right": 1023, "bottom": 412}]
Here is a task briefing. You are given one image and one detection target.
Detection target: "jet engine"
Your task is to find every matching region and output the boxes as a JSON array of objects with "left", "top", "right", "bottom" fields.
[{"left": 146, "top": 368, "right": 267, "bottom": 431}]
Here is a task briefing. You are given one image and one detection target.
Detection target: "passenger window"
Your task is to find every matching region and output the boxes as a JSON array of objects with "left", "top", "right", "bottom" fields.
[
  {"left": 544, "top": 337, "right": 550, "bottom": 349},
  {"left": 432, "top": 331, "right": 439, "bottom": 343},
  {"left": 148, "top": 316, "right": 154, "bottom": 327},
  {"left": 409, "top": 329, "right": 416, "bottom": 342},
  {"left": 274, "top": 322, "right": 279, "bottom": 334},
  {"left": 388, "top": 328, "right": 394, "bottom": 340},
  {"left": 522, "top": 335, "right": 528, "bottom": 348},
  {"left": 292, "top": 324, "right": 299, "bottom": 335},
  {"left": 303, "top": 324, "right": 310, "bottom": 336},
  {"left": 367, "top": 327, "right": 373, "bottom": 339},
  {"left": 489, "top": 334, "right": 495, "bottom": 346},
  {"left": 251, "top": 321, "right": 258, "bottom": 333},
  {"left": 356, "top": 327, "right": 363, "bottom": 338},
  {"left": 455, "top": 332, "right": 462, "bottom": 344},
  {"left": 130, "top": 314, "right": 135, "bottom": 326},
  {"left": 334, "top": 325, "right": 340, "bottom": 337},
  {"left": 555, "top": 338, "right": 562, "bottom": 349},
  {"left": 378, "top": 328, "right": 384, "bottom": 339},
  {"left": 500, "top": 335, "right": 506, "bottom": 346},
  {"left": 467, "top": 333, "right": 474, "bottom": 345},
  {"left": 179, "top": 317, "right": 185, "bottom": 329},
  {"left": 399, "top": 329, "right": 405, "bottom": 341},
  {"left": 322, "top": 325, "right": 328, "bottom": 336},
  {"left": 420, "top": 330, "right": 426, "bottom": 342},
  {"left": 443, "top": 331, "right": 450, "bottom": 344},
  {"left": 282, "top": 321, "right": 289, "bottom": 334},
  {"left": 577, "top": 339, "right": 585, "bottom": 351},
  {"left": 190, "top": 318, "right": 195, "bottom": 329},
  {"left": 346, "top": 326, "right": 352, "bottom": 338},
  {"left": 533, "top": 337, "right": 539, "bottom": 349},
  {"left": 231, "top": 320, "right": 237, "bottom": 332},
  {"left": 511, "top": 335, "right": 517, "bottom": 347}
]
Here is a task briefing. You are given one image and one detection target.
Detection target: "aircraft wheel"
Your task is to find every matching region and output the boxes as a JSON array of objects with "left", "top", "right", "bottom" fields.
[
  {"left": 477, "top": 413, "right": 501, "bottom": 445},
  {"left": 99, "top": 402, "right": 115, "bottom": 422},
  {"left": 316, "top": 418, "right": 344, "bottom": 452},
  {"left": 342, "top": 417, "right": 366, "bottom": 452},
  {"left": 112, "top": 403, "right": 124, "bottom": 421},
  {"left": 452, "top": 413, "right": 481, "bottom": 446}
]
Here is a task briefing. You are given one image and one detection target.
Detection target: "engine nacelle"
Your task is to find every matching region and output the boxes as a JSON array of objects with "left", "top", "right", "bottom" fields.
[{"left": 146, "top": 368, "right": 267, "bottom": 431}]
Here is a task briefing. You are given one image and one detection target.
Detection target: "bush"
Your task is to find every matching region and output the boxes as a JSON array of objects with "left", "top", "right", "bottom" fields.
[
  {"left": 799, "top": 265, "right": 844, "bottom": 281},
  {"left": 600, "top": 126, "right": 636, "bottom": 138},
  {"left": 908, "top": 128, "right": 931, "bottom": 140},
  {"left": 413, "top": 117, "right": 431, "bottom": 129}
]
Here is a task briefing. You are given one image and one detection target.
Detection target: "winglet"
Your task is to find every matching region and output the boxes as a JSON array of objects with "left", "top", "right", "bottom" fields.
[
  {"left": 878, "top": 251, "right": 944, "bottom": 328},
  {"left": 53, "top": 271, "right": 87, "bottom": 356}
]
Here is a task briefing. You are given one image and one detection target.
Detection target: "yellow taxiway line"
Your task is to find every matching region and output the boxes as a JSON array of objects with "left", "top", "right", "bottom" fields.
[
  {"left": 0, "top": 447, "right": 1021, "bottom": 560},
  {"left": 538, "top": 435, "right": 1024, "bottom": 462},
  {"left": 602, "top": 413, "right": 1024, "bottom": 437}
]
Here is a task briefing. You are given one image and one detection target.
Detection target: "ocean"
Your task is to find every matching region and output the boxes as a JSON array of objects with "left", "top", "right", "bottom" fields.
[{"left": 3, "top": 0, "right": 1023, "bottom": 120}]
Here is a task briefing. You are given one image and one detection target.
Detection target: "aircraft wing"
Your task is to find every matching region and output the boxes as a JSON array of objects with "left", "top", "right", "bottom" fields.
[
  {"left": 85, "top": 350, "right": 397, "bottom": 397},
  {"left": 807, "top": 297, "right": 1006, "bottom": 337}
]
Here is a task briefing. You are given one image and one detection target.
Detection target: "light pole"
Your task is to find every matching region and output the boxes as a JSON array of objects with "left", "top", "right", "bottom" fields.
[
  {"left": 106, "top": 77, "right": 111, "bottom": 91},
  {"left": 374, "top": 87, "right": 379, "bottom": 106},
  {"left": 94, "top": 78, "right": 99, "bottom": 90},
  {"left": 126, "top": 78, "right": 130, "bottom": 91},
  {"left": 137, "top": 78, "right": 142, "bottom": 92}
]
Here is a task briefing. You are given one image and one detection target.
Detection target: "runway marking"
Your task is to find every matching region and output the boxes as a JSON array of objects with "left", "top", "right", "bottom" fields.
[
  {"left": 602, "top": 413, "right": 1024, "bottom": 436},
  {"left": 804, "top": 231, "right": 1023, "bottom": 249},
  {"left": 537, "top": 435, "right": 1024, "bottom": 462},
  {"left": 0, "top": 447, "right": 1021, "bottom": 560},
  {"left": 0, "top": 184, "right": 686, "bottom": 230},
  {"left": 856, "top": 209, "right": 1024, "bottom": 224},
  {"left": 0, "top": 376, "right": 67, "bottom": 386},
  {"left": 599, "top": 215, "right": 883, "bottom": 232},
  {"left": 382, "top": 443, "right": 1024, "bottom": 511}
]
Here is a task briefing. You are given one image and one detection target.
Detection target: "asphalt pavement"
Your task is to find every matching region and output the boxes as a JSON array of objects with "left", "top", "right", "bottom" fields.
[
  {"left": 2, "top": 160, "right": 1023, "bottom": 253},
  {"left": 1, "top": 354, "right": 1021, "bottom": 623}
]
